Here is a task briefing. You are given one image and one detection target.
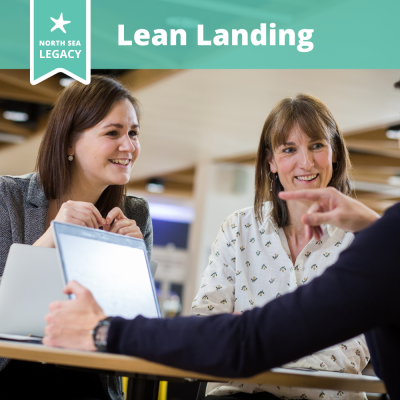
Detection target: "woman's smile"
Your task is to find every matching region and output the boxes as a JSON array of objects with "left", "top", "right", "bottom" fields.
[
  {"left": 295, "top": 173, "right": 319, "bottom": 182},
  {"left": 109, "top": 158, "right": 131, "bottom": 167}
]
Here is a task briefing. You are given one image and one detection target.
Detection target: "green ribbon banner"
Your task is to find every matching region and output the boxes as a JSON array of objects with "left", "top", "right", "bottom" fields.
[{"left": 30, "top": 0, "right": 90, "bottom": 84}]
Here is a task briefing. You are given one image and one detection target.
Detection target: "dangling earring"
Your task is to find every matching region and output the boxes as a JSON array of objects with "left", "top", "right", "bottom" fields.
[
  {"left": 68, "top": 154, "right": 74, "bottom": 161},
  {"left": 268, "top": 171, "right": 277, "bottom": 191}
]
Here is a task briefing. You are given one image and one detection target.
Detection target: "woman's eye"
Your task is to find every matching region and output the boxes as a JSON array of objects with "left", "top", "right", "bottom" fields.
[
  {"left": 283, "top": 147, "right": 295, "bottom": 154},
  {"left": 106, "top": 130, "right": 118, "bottom": 137},
  {"left": 129, "top": 130, "right": 139, "bottom": 138},
  {"left": 312, "top": 143, "right": 324, "bottom": 149}
]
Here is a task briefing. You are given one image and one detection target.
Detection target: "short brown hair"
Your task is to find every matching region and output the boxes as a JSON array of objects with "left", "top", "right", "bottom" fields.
[
  {"left": 254, "top": 94, "right": 352, "bottom": 227},
  {"left": 36, "top": 75, "right": 140, "bottom": 217},
  {"left": 395, "top": 80, "right": 400, "bottom": 89}
]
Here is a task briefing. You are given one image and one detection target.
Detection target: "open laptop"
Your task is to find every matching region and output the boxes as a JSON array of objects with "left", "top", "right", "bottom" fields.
[
  {"left": 52, "top": 221, "right": 161, "bottom": 320},
  {"left": 0, "top": 244, "right": 67, "bottom": 340}
]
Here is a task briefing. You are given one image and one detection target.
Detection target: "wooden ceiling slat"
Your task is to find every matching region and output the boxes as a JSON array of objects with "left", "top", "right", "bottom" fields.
[
  {"left": 346, "top": 140, "right": 400, "bottom": 159},
  {"left": 119, "top": 70, "right": 180, "bottom": 91},
  {"left": 356, "top": 198, "right": 398, "bottom": 214},
  {"left": 0, "top": 115, "right": 34, "bottom": 137},
  {"left": 355, "top": 191, "right": 400, "bottom": 201},
  {"left": 0, "top": 80, "right": 55, "bottom": 105},
  {"left": 350, "top": 171, "right": 392, "bottom": 186},
  {"left": 346, "top": 139, "right": 398, "bottom": 150},
  {"left": 350, "top": 152, "right": 400, "bottom": 167},
  {"left": 345, "top": 128, "right": 389, "bottom": 141},
  {"left": 0, "top": 70, "right": 61, "bottom": 101}
]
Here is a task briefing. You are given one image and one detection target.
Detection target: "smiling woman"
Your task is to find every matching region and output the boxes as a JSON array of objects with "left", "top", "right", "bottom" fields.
[
  {"left": 36, "top": 76, "right": 146, "bottom": 233},
  {"left": 191, "top": 94, "right": 369, "bottom": 400},
  {"left": 67, "top": 98, "right": 140, "bottom": 195},
  {"left": 256, "top": 94, "right": 352, "bottom": 228},
  {"left": 0, "top": 76, "right": 152, "bottom": 400}
]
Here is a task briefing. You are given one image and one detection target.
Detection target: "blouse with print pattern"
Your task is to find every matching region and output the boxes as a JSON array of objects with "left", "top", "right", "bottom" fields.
[{"left": 191, "top": 204, "right": 370, "bottom": 400}]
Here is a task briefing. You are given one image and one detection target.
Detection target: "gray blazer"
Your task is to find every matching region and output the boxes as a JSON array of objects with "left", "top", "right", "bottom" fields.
[{"left": 0, "top": 173, "right": 153, "bottom": 400}]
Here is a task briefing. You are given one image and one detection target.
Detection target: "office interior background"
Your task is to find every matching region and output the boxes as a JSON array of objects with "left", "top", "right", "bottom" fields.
[{"left": 0, "top": 69, "right": 399, "bottom": 321}]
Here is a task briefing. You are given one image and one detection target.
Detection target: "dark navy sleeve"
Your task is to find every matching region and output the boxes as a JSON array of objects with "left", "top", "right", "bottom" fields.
[{"left": 107, "top": 203, "right": 400, "bottom": 378}]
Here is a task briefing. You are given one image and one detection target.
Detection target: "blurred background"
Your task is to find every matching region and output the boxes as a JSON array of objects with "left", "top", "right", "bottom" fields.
[{"left": 0, "top": 69, "right": 399, "bottom": 321}]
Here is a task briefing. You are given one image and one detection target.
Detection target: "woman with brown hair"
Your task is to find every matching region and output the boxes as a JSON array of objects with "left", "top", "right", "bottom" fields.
[
  {"left": 191, "top": 94, "right": 369, "bottom": 400},
  {"left": 0, "top": 76, "right": 151, "bottom": 399}
]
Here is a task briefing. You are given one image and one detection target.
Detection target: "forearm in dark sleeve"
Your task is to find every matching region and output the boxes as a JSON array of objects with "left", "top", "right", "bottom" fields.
[{"left": 107, "top": 205, "right": 400, "bottom": 377}]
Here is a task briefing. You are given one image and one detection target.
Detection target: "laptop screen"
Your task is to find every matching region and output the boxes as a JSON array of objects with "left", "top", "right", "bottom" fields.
[{"left": 52, "top": 222, "right": 160, "bottom": 320}]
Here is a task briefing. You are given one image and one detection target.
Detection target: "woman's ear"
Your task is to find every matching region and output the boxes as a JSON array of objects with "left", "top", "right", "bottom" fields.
[
  {"left": 269, "top": 160, "right": 277, "bottom": 174},
  {"left": 266, "top": 147, "right": 278, "bottom": 173},
  {"left": 268, "top": 157, "right": 278, "bottom": 174}
]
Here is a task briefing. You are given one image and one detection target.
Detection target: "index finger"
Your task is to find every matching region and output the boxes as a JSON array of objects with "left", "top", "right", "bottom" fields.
[
  {"left": 106, "top": 207, "right": 125, "bottom": 224},
  {"left": 63, "top": 280, "right": 91, "bottom": 298},
  {"left": 76, "top": 202, "right": 104, "bottom": 226},
  {"left": 279, "top": 189, "right": 332, "bottom": 202}
]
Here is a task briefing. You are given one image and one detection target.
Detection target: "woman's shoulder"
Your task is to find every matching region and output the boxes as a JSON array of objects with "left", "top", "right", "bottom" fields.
[
  {"left": 229, "top": 202, "right": 272, "bottom": 222},
  {"left": 223, "top": 205, "right": 255, "bottom": 222},
  {"left": 326, "top": 225, "right": 354, "bottom": 247},
  {"left": 124, "top": 195, "right": 150, "bottom": 218},
  {"left": 221, "top": 204, "right": 268, "bottom": 228},
  {"left": 123, "top": 195, "right": 151, "bottom": 234},
  {"left": 0, "top": 173, "right": 38, "bottom": 196}
]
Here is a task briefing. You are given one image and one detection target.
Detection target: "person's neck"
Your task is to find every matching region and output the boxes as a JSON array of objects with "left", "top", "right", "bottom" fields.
[
  {"left": 282, "top": 199, "right": 313, "bottom": 259},
  {"left": 283, "top": 220, "right": 307, "bottom": 246},
  {"left": 46, "top": 175, "right": 106, "bottom": 229},
  {"left": 68, "top": 176, "right": 106, "bottom": 205}
]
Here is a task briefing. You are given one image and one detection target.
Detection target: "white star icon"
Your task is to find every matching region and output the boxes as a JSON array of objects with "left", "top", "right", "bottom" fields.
[{"left": 50, "top": 13, "right": 71, "bottom": 34}]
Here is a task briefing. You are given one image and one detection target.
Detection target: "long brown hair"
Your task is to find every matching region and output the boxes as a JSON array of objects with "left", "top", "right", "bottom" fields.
[
  {"left": 254, "top": 94, "right": 352, "bottom": 227},
  {"left": 36, "top": 75, "right": 140, "bottom": 217}
]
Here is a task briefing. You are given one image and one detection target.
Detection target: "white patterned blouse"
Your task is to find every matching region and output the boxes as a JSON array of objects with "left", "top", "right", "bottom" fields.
[{"left": 191, "top": 203, "right": 370, "bottom": 400}]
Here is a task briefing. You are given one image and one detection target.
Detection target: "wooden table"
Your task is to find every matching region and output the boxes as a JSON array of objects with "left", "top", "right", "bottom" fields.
[{"left": 0, "top": 340, "right": 386, "bottom": 398}]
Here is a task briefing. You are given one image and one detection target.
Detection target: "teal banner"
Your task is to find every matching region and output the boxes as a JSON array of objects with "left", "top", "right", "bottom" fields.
[
  {"left": 1, "top": 0, "right": 399, "bottom": 69},
  {"left": 30, "top": 0, "right": 90, "bottom": 84}
]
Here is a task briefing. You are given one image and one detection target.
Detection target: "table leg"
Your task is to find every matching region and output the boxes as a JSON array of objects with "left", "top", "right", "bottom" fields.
[{"left": 126, "top": 377, "right": 160, "bottom": 400}]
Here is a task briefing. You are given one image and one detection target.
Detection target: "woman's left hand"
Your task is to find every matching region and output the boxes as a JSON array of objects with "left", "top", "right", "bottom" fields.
[{"left": 103, "top": 207, "right": 143, "bottom": 239}]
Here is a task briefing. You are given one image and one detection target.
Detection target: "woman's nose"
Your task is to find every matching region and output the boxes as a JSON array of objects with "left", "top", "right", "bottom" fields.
[
  {"left": 119, "top": 134, "right": 136, "bottom": 153},
  {"left": 300, "top": 150, "right": 314, "bottom": 169}
]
